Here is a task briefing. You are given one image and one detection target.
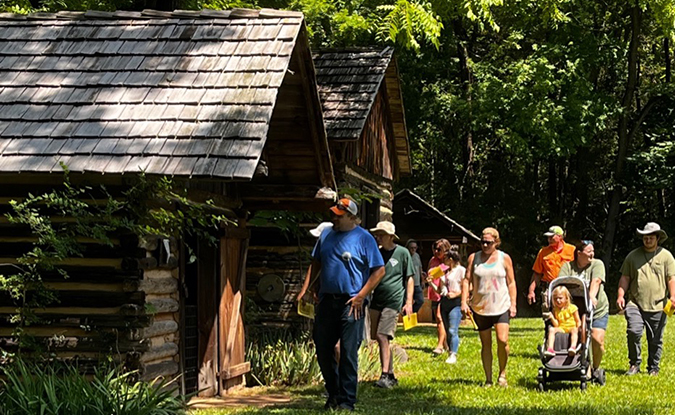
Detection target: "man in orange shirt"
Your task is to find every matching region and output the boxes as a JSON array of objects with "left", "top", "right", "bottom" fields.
[{"left": 527, "top": 226, "right": 576, "bottom": 311}]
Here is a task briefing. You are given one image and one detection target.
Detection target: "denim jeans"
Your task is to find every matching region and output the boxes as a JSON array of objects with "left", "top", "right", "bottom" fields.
[
  {"left": 440, "top": 298, "right": 462, "bottom": 354},
  {"left": 625, "top": 304, "right": 667, "bottom": 371},
  {"left": 313, "top": 295, "right": 364, "bottom": 410}
]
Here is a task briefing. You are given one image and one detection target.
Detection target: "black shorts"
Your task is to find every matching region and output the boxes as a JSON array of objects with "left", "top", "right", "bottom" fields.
[
  {"left": 472, "top": 310, "right": 510, "bottom": 331},
  {"left": 412, "top": 285, "right": 425, "bottom": 313}
]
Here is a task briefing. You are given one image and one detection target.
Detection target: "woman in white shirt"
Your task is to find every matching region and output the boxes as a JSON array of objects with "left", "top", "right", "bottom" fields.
[{"left": 428, "top": 246, "right": 465, "bottom": 364}]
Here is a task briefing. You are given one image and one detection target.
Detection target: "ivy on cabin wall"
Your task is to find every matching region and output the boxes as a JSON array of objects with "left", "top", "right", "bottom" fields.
[{"left": 0, "top": 164, "right": 232, "bottom": 354}]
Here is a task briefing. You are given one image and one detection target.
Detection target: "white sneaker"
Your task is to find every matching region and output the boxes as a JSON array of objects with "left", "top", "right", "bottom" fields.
[{"left": 445, "top": 353, "right": 457, "bottom": 364}]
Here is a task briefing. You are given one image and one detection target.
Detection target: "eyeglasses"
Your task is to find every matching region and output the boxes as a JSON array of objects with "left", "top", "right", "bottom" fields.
[
  {"left": 481, "top": 240, "right": 495, "bottom": 246},
  {"left": 334, "top": 203, "right": 348, "bottom": 211},
  {"left": 581, "top": 240, "right": 594, "bottom": 246}
]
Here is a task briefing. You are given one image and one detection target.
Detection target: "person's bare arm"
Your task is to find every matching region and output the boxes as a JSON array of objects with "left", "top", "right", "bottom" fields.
[
  {"left": 426, "top": 275, "right": 442, "bottom": 294},
  {"left": 589, "top": 278, "right": 602, "bottom": 308},
  {"left": 505, "top": 254, "right": 517, "bottom": 317},
  {"left": 461, "top": 254, "right": 474, "bottom": 314},
  {"left": 527, "top": 272, "right": 542, "bottom": 304},
  {"left": 549, "top": 312, "right": 560, "bottom": 327},
  {"left": 617, "top": 274, "right": 630, "bottom": 310},
  {"left": 403, "top": 275, "right": 414, "bottom": 315},
  {"left": 347, "top": 266, "right": 385, "bottom": 319},
  {"left": 573, "top": 310, "right": 581, "bottom": 328},
  {"left": 297, "top": 264, "right": 314, "bottom": 302}
]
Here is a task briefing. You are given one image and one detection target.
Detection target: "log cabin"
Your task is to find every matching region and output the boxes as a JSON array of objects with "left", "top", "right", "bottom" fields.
[
  {"left": 0, "top": 8, "right": 336, "bottom": 396},
  {"left": 393, "top": 189, "right": 479, "bottom": 265},
  {"left": 246, "top": 48, "right": 412, "bottom": 325},
  {"left": 393, "top": 189, "right": 479, "bottom": 322}
]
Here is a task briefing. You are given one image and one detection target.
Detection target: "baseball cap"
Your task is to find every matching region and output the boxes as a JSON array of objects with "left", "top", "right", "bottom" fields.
[
  {"left": 330, "top": 198, "right": 358, "bottom": 216},
  {"left": 543, "top": 226, "right": 564, "bottom": 237}
]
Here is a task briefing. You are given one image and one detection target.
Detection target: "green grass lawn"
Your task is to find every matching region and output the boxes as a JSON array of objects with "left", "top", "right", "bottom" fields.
[{"left": 194, "top": 316, "right": 675, "bottom": 414}]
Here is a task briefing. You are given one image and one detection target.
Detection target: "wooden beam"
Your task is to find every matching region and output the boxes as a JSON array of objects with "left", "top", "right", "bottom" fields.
[
  {"left": 0, "top": 257, "right": 123, "bottom": 268},
  {"left": 0, "top": 306, "right": 124, "bottom": 315},
  {"left": 220, "top": 361, "right": 250, "bottom": 380},
  {"left": 292, "top": 27, "right": 336, "bottom": 190},
  {"left": 240, "top": 184, "right": 335, "bottom": 201}
]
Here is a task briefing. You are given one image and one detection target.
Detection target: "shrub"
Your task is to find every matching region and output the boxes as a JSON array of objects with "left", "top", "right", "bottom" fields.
[
  {"left": 246, "top": 327, "right": 396, "bottom": 386},
  {"left": 0, "top": 359, "right": 187, "bottom": 415},
  {"left": 246, "top": 327, "right": 322, "bottom": 386}
]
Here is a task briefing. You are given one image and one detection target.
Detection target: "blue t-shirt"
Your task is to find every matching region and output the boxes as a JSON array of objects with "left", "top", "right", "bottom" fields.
[{"left": 312, "top": 226, "right": 384, "bottom": 298}]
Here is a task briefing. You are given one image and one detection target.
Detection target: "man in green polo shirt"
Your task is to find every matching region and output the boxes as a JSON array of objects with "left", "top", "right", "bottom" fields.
[
  {"left": 617, "top": 222, "right": 675, "bottom": 376},
  {"left": 369, "top": 221, "right": 414, "bottom": 389}
]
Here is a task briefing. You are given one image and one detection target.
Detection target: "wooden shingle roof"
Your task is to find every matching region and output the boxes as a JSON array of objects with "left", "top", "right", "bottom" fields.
[
  {"left": 0, "top": 8, "right": 305, "bottom": 179},
  {"left": 314, "top": 47, "right": 411, "bottom": 174}
]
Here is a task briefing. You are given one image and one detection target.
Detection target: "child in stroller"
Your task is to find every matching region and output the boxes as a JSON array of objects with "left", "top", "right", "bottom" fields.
[
  {"left": 543, "top": 286, "right": 581, "bottom": 357},
  {"left": 537, "top": 276, "right": 593, "bottom": 391}
]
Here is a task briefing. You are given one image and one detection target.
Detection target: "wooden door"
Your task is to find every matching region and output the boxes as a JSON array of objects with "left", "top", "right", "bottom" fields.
[
  {"left": 181, "top": 236, "right": 219, "bottom": 397},
  {"left": 196, "top": 240, "right": 219, "bottom": 397},
  {"left": 218, "top": 226, "right": 250, "bottom": 393}
]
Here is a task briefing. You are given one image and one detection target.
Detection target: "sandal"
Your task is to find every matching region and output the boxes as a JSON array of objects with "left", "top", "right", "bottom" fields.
[
  {"left": 432, "top": 347, "right": 444, "bottom": 355},
  {"left": 497, "top": 375, "right": 508, "bottom": 387}
]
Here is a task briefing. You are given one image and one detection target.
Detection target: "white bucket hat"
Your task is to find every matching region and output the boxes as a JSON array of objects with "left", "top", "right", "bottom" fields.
[
  {"left": 309, "top": 222, "right": 333, "bottom": 238},
  {"left": 369, "top": 221, "right": 399, "bottom": 239},
  {"left": 636, "top": 222, "right": 668, "bottom": 243}
]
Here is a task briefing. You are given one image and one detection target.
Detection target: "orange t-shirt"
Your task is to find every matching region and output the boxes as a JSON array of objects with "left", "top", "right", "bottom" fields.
[{"left": 532, "top": 243, "right": 575, "bottom": 283}]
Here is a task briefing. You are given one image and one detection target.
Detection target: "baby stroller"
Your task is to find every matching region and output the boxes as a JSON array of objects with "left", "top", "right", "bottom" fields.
[{"left": 536, "top": 276, "right": 600, "bottom": 391}]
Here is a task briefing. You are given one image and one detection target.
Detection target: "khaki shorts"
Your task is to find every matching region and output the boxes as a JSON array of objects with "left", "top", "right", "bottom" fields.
[{"left": 370, "top": 307, "right": 399, "bottom": 339}]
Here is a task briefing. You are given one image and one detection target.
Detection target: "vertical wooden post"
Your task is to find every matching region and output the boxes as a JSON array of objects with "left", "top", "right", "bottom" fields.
[{"left": 218, "top": 226, "right": 250, "bottom": 394}]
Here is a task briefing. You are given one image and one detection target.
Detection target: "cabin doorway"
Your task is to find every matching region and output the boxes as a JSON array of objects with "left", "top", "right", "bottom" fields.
[{"left": 181, "top": 227, "right": 250, "bottom": 397}]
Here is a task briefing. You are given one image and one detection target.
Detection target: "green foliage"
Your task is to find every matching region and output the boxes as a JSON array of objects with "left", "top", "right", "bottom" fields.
[
  {"left": 245, "top": 327, "right": 321, "bottom": 386},
  {"left": 121, "top": 174, "right": 231, "bottom": 245},
  {"left": 247, "top": 210, "right": 322, "bottom": 241},
  {"left": 0, "top": 359, "right": 186, "bottom": 415},
  {"left": 0, "top": 0, "right": 136, "bottom": 13},
  {"left": 245, "top": 327, "right": 391, "bottom": 387},
  {"left": 375, "top": 0, "right": 443, "bottom": 50}
]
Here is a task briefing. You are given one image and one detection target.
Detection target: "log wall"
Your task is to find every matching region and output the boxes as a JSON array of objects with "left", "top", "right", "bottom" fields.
[
  {"left": 245, "top": 226, "right": 314, "bottom": 326},
  {"left": 0, "top": 176, "right": 184, "bottom": 380}
]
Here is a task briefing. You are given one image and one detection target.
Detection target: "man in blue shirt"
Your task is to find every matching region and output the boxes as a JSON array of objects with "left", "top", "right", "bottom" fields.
[{"left": 311, "top": 198, "right": 385, "bottom": 412}]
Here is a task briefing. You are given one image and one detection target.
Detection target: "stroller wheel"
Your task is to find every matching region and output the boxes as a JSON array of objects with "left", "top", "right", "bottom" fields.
[
  {"left": 580, "top": 381, "right": 587, "bottom": 391},
  {"left": 594, "top": 368, "right": 606, "bottom": 386},
  {"left": 537, "top": 382, "right": 545, "bottom": 392}
]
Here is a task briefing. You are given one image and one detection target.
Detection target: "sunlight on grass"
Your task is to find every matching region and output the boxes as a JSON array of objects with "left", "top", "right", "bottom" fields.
[{"left": 193, "top": 316, "right": 675, "bottom": 414}]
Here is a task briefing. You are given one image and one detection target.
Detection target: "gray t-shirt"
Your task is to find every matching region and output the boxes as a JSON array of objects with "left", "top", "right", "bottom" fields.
[
  {"left": 559, "top": 259, "right": 608, "bottom": 319},
  {"left": 411, "top": 252, "right": 423, "bottom": 286},
  {"left": 620, "top": 247, "right": 675, "bottom": 312}
]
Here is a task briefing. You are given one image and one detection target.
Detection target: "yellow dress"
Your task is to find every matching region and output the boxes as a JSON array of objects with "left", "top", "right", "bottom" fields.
[{"left": 554, "top": 304, "right": 578, "bottom": 333}]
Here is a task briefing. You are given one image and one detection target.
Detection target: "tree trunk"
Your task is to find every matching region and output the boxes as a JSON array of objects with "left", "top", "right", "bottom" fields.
[
  {"left": 601, "top": 5, "right": 642, "bottom": 267},
  {"left": 548, "top": 158, "right": 558, "bottom": 221},
  {"left": 666, "top": 37, "right": 671, "bottom": 83},
  {"left": 452, "top": 19, "right": 474, "bottom": 198}
]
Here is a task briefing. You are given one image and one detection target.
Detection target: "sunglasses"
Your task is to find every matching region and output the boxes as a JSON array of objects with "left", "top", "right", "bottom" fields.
[
  {"left": 481, "top": 240, "right": 495, "bottom": 246},
  {"left": 434, "top": 247, "right": 442, "bottom": 252},
  {"left": 334, "top": 203, "right": 348, "bottom": 211},
  {"left": 581, "top": 239, "right": 594, "bottom": 246}
]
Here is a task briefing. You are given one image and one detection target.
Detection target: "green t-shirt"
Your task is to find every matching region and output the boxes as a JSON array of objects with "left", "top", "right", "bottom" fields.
[
  {"left": 371, "top": 245, "right": 414, "bottom": 311},
  {"left": 559, "top": 259, "right": 608, "bottom": 319},
  {"left": 620, "top": 247, "right": 675, "bottom": 312}
]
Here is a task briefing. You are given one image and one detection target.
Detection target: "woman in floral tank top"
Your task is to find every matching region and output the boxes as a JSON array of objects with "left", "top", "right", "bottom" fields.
[{"left": 461, "top": 227, "right": 517, "bottom": 387}]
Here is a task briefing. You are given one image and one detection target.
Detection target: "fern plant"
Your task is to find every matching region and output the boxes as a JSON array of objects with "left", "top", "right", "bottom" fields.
[{"left": 375, "top": 0, "right": 443, "bottom": 51}]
